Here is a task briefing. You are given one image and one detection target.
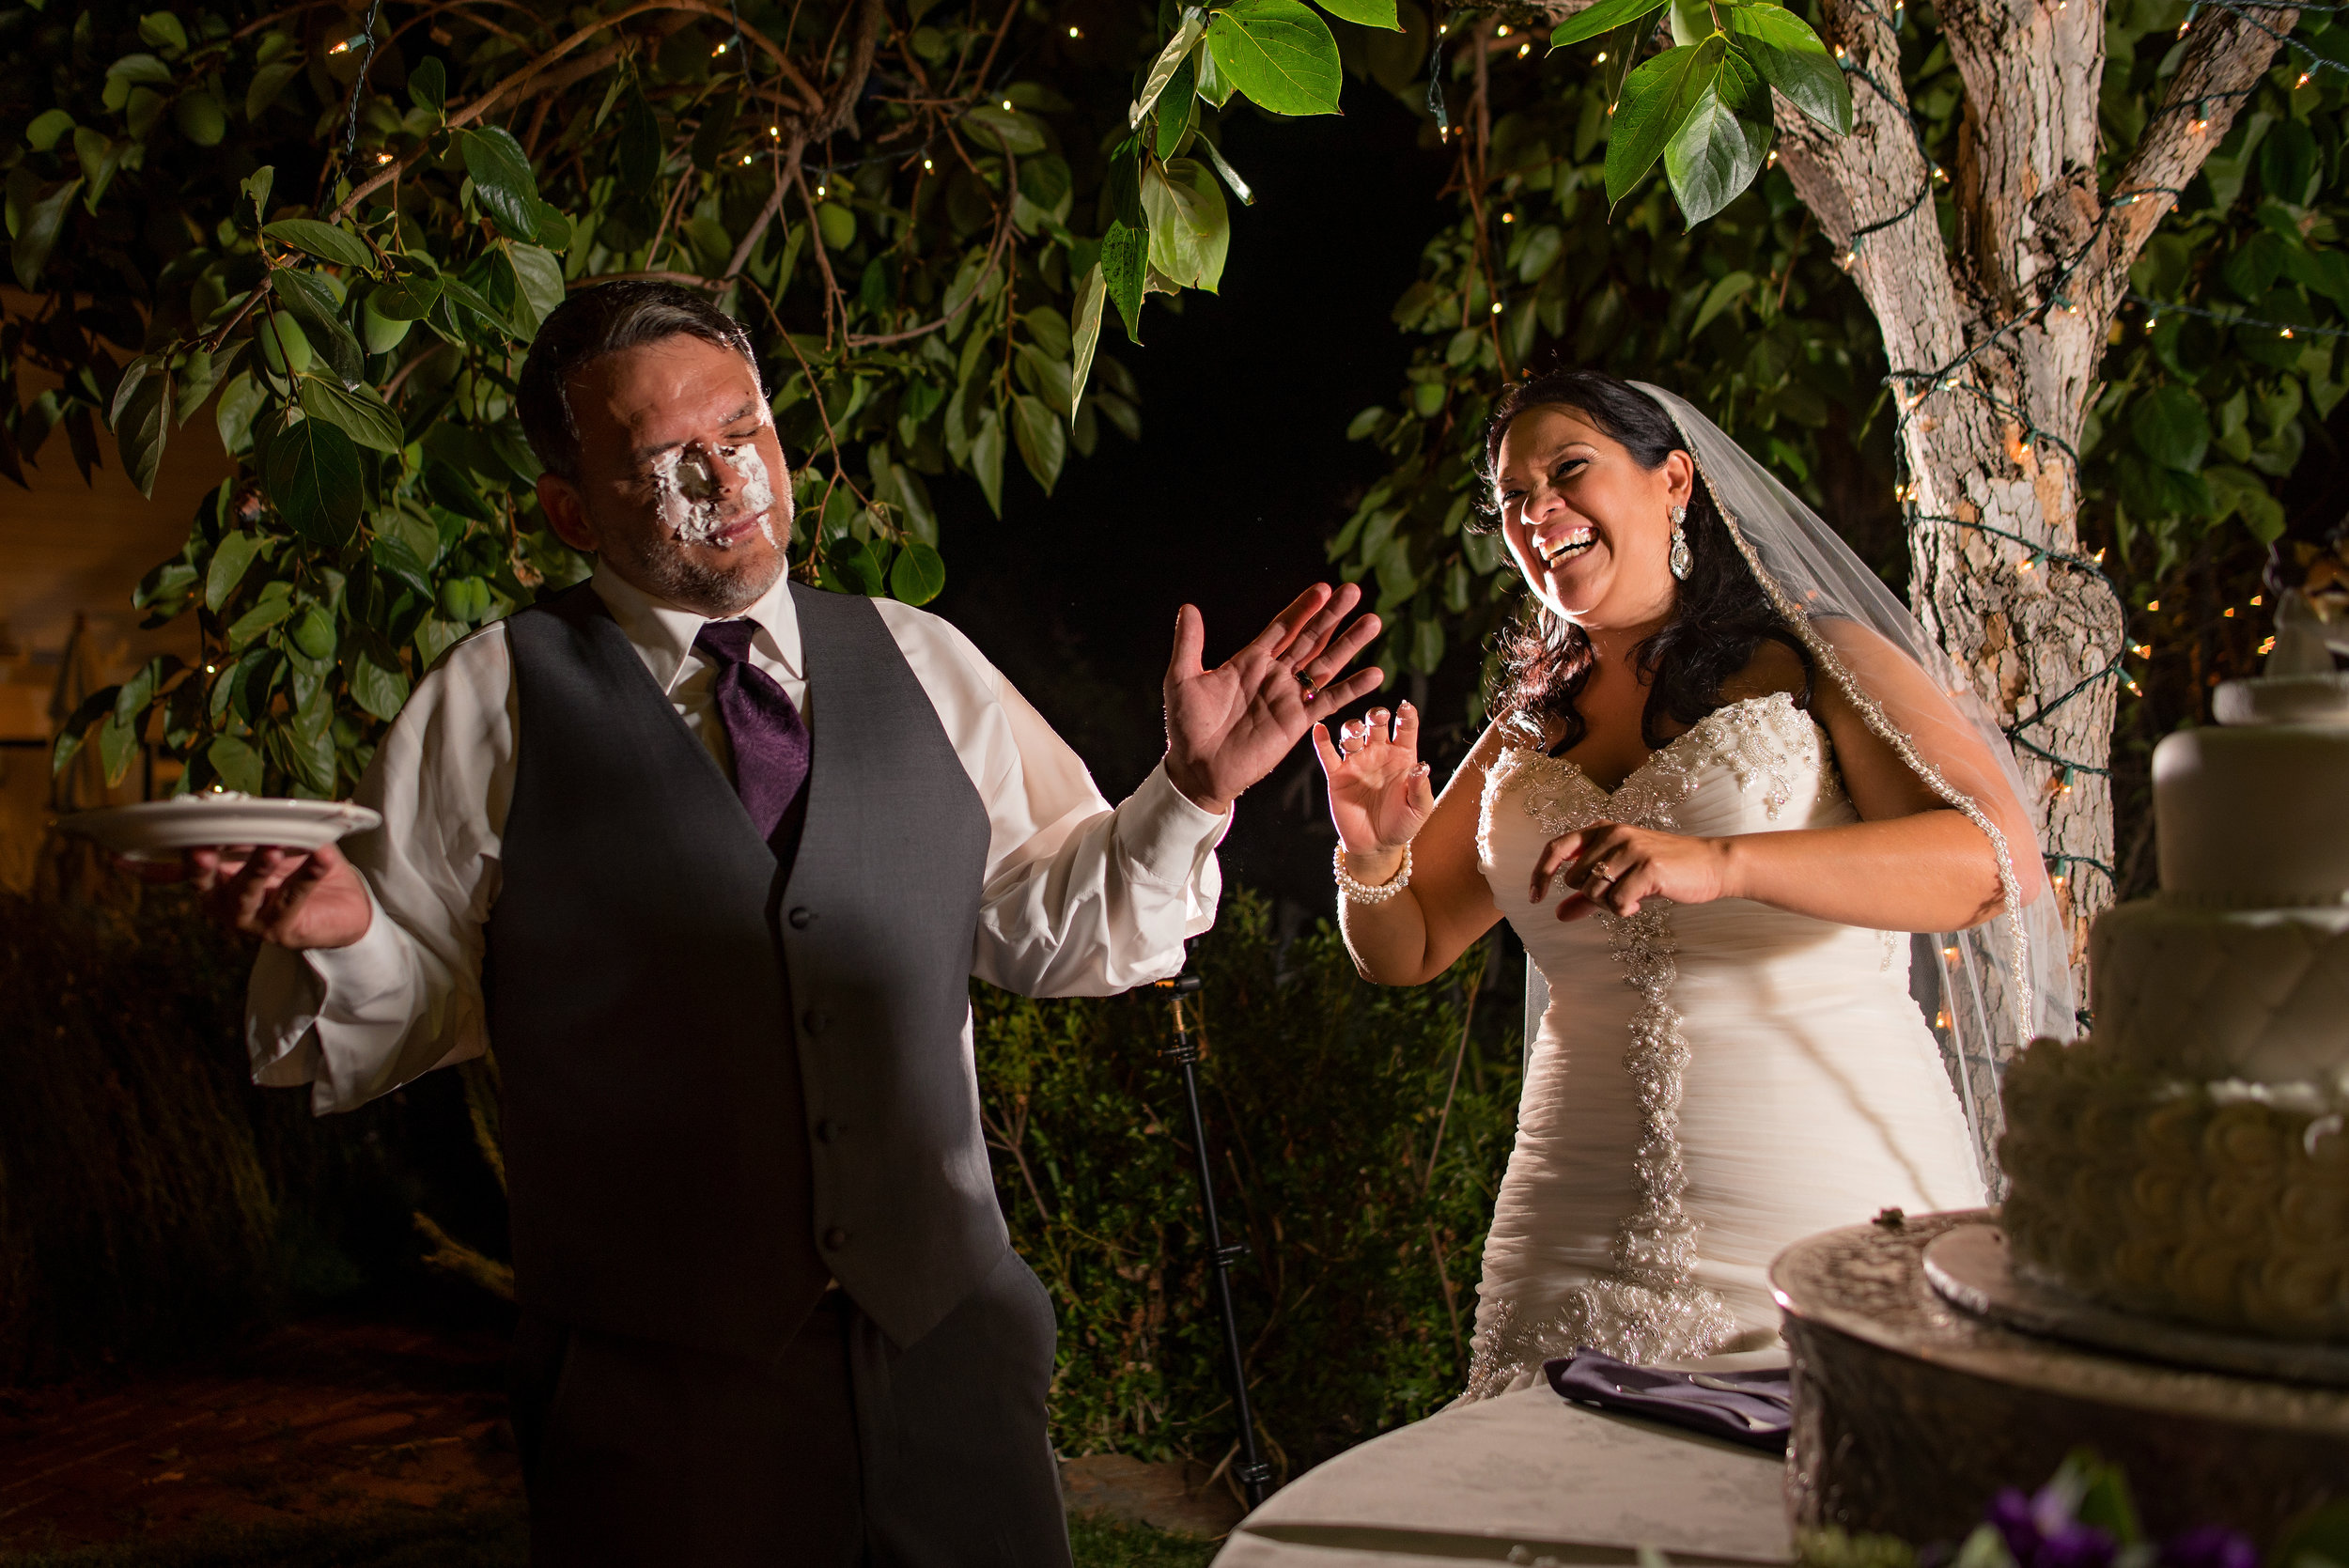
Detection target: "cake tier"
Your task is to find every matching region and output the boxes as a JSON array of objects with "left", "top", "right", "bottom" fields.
[
  {"left": 2091, "top": 897, "right": 2349, "bottom": 1089},
  {"left": 1999, "top": 1037, "right": 2349, "bottom": 1342},
  {"left": 2154, "top": 720, "right": 2349, "bottom": 901}
]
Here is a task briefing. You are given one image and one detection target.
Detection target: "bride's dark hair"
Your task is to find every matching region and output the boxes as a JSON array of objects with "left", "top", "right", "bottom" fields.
[{"left": 1477, "top": 369, "right": 1809, "bottom": 757}]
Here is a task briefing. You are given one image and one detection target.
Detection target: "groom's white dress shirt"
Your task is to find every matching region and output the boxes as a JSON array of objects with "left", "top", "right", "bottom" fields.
[{"left": 247, "top": 563, "right": 1230, "bottom": 1114}]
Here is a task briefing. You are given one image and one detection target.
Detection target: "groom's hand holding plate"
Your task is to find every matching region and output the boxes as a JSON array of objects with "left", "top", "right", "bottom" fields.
[{"left": 68, "top": 795, "right": 378, "bottom": 949}]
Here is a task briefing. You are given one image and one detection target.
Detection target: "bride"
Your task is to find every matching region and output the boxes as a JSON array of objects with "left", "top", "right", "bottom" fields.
[{"left": 1313, "top": 371, "right": 2072, "bottom": 1399}]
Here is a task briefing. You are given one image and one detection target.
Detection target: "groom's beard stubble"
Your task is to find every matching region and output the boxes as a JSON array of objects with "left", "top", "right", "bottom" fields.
[{"left": 599, "top": 516, "right": 790, "bottom": 618}]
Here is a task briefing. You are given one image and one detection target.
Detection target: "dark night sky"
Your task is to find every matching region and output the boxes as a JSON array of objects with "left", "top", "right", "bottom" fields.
[{"left": 929, "top": 88, "right": 1452, "bottom": 913}]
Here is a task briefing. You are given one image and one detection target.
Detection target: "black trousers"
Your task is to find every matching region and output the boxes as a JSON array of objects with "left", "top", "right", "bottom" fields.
[{"left": 510, "top": 1249, "right": 1070, "bottom": 1567}]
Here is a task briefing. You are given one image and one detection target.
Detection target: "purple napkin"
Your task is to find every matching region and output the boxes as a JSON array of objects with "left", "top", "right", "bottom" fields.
[{"left": 1542, "top": 1349, "right": 1790, "bottom": 1452}]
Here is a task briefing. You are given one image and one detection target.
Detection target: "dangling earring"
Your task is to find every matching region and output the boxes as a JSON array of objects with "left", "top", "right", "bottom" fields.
[{"left": 1669, "top": 504, "right": 1692, "bottom": 581}]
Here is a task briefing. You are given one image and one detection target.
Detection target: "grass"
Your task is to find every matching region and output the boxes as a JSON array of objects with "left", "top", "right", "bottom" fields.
[{"left": 0, "top": 1508, "right": 1222, "bottom": 1566}]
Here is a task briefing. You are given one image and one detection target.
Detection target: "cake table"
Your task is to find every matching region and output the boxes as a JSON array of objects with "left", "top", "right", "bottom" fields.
[{"left": 1778, "top": 1209, "right": 2349, "bottom": 1547}]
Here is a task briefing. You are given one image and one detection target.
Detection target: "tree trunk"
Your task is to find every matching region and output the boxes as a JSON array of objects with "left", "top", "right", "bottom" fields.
[{"left": 1760, "top": 0, "right": 2295, "bottom": 1001}]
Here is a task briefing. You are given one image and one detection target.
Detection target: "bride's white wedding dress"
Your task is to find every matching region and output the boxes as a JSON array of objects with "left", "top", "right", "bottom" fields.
[{"left": 1464, "top": 689, "right": 1985, "bottom": 1400}]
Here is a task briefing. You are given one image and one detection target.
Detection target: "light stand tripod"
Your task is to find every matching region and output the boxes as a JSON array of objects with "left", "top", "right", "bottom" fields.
[{"left": 1149, "top": 973, "right": 1273, "bottom": 1510}]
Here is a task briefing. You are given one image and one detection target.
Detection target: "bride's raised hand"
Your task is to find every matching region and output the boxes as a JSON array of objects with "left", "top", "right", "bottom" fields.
[{"left": 1311, "top": 702, "right": 1437, "bottom": 854}]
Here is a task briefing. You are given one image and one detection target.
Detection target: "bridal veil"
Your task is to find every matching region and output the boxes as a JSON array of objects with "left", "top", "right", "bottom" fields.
[{"left": 1633, "top": 382, "right": 2076, "bottom": 1192}]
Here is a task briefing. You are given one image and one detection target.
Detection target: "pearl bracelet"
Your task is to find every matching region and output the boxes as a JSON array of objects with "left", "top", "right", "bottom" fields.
[{"left": 1334, "top": 841, "right": 1413, "bottom": 905}]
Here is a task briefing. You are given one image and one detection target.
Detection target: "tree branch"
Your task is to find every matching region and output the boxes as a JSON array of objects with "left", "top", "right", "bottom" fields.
[{"left": 2076, "top": 5, "right": 2297, "bottom": 322}]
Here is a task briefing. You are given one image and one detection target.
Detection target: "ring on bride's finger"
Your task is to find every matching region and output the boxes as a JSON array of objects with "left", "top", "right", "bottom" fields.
[{"left": 1587, "top": 861, "right": 1617, "bottom": 886}]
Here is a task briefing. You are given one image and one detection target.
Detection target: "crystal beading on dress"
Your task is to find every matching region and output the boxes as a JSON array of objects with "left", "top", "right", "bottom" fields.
[{"left": 1464, "top": 694, "right": 1836, "bottom": 1396}]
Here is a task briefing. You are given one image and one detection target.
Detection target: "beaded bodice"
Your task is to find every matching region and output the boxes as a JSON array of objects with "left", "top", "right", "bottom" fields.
[{"left": 1465, "top": 691, "right": 1895, "bottom": 1399}]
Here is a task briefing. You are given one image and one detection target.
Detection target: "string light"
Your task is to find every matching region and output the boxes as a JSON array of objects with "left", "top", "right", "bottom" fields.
[
  {"left": 329, "top": 34, "right": 365, "bottom": 54},
  {"left": 2125, "top": 677, "right": 2142, "bottom": 695},
  {"left": 1495, "top": 23, "right": 1510, "bottom": 36},
  {"left": 770, "top": 126, "right": 781, "bottom": 138},
  {"left": 2147, "top": 599, "right": 2160, "bottom": 611},
  {"left": 1942, "top": 946, "right": 1958, "bottom": 961},
  {"left": 2281, "top": 326, "right": 2295, "bottom": 338},
  {"left": 1068, "top": 24, "right": 1081, "bottom": 37},
  {"left": 712, "top": 37, "right": 732, "bottom": 54},
  {"left": 816, "top": 183, "right": 827, "bottom": 196},
  {"left": 2224, "top": 606, "right": 2235, "bottom": 617},
  {"left": 1490, "top": 302, "right": 1503, "bottom": 315},
  {"left": 923, "top": 157, "right": 934, "bottom": 170},
  {"left": 2131, "top": 644, "right": 2151, "bottom": 657},
  {"left": 2299, "top": 71, "right": 2314, "bottom": 87},
  {"left": 1501, "top": 211, "right": 1515, "bottom": 223},
  {"left": 1518, "top": 40, "right": 1532, "bottom": 55},
  {"left": 1766, "top": 149, "right": 1778, "bottom": 167},
  {"left": 2259, "top": 636, "right": 2279, "bottom": 656},
  {"left": 740, "top": 154, "right": 753, "bottom": 165},
  {"left": 1003, "top": 99, "right": 1014, "bottom": 110},
  {"left": 375, "top": 151, "right": 393, "bottom": 163},
  {"left": 204, "top": 663, "right": 217, "bottom": 675},
  {"left": 1595, "top": 51, "right": 1608, "bottom": 62},
  {"left": 2189, "top": 118, "right": 2208, "bottom": 134},
  {"left": 2251, "top": 595, "right": 2263, "bottom": 606},
  {"left": 1438, "top": 22, "right": 1448, "bottom": 33},
  {"left": 1834, "top": 44, "right": 1847, "bottom": 58}
]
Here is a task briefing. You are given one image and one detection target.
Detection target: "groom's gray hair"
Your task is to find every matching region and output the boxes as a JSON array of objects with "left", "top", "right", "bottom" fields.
[{"left": 518, "top": 281, "right": 764, "bottom": 482}]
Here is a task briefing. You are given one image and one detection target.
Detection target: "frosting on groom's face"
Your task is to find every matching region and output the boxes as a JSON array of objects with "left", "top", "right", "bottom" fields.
[
  {"left": 1492, "top": 404, "right": 1682, "bottom": 631},
  {"left": 543, "top": 333, "right": 795, "bottom": 617}
]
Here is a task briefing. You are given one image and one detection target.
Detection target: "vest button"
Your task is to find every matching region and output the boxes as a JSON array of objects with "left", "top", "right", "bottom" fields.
[
  {"left": 815, "top": 1116, "right": 843, "bottom": 1143},
  {"left": 788, "top": 906, "right": 814, "bottom": 929},
  {"left": 824, "top": 1226, "right": 849, "bottom": 1250},
  {"left": 802, "top": 1008, "right": 827, "bottom": 1035}
]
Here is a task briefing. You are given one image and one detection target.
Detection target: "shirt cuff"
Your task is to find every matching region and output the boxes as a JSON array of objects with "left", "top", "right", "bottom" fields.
[
  {"left": 1116, "top": 761, "right": 1233, "bottom": 889},
  {"left": 299, "top": 877, "right": 409, "bottom": 1013}
]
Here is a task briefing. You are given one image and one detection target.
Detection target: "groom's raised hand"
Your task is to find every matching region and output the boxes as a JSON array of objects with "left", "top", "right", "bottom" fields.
[{"left": 1162, "top": 582, "right": 1384, "bottom": 815}]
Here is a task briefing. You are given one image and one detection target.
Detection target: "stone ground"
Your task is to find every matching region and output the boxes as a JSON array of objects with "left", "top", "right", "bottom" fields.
[{"left": 0, "top": 1318, "right": 1241, "bottom": 1559}]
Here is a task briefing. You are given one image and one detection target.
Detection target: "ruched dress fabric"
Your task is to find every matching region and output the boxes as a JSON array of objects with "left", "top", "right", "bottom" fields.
[{"left": 1465, "top": 691, "right": 1985, "bottom": 1400}]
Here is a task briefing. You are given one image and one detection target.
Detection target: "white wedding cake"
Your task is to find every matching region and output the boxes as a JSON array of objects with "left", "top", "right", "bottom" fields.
[{"left": 1999, "top": 587, "right": 2349, "bottom": 1343}]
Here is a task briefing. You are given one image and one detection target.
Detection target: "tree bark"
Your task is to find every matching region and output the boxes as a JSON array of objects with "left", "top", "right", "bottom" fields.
[{"left": 1720, "top": 0, "right": 2290, "bottom": 991}]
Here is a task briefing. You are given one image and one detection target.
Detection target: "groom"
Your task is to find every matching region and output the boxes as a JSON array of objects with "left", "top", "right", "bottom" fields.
[{"left": 187, "top": 281, "right": 1382, "bottom": 1565}]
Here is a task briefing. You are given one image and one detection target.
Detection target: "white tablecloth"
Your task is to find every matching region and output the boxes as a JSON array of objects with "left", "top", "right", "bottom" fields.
[{"left": 1210, "top": 1381, "right": 1792, "bottom": 1566}]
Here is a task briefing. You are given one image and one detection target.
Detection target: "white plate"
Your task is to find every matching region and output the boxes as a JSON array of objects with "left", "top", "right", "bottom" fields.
[{"left": 60, "top": 793, "right": 382, "bottom": 861}]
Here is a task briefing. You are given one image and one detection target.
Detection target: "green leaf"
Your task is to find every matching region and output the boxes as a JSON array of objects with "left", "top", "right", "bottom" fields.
[
  {"left": 215, "top": 370, "right": 266, "bottom": 453},
  {"left": 1206, "top": 0, "right": 1344, "bottom": 116},
  {"left": 507, "top": 244, "right": 566, "bottom": 332},
  {"left": 426, "top": 460, "right": 494, "bottom": 521},
  {"left": 2272, "top": 1500, "right": 2349, "bottom": 1568},
  {"left": 1317, "top": 0, "right": 1401, "bottom": 27},
  {"left": 265, "top": 415, "right": 365, "bottom": 548},
  {"left": 409, "top": 55, "right": 446, "bottom": 117},
  {"left": 74, "top": 126, "right": 129, "bottom": 210},
  {"left": 1153, "top": 56, "right": 1199, "bottom": 162},
  {"left": 1606, "top": 39, "right": 1724, "bottom": 210},
  {"left": 1516, "top": 224, "right": 1563, "bottom": 284},
  {"left": 25, "top": 109, "right": 74, "bottom": 153},
  {"left": 1194, "top": 35, "right": 1236, "bottom": 107},
  {"left": 819, "top": 536, "right": 888, "bottom": 597},
  {"left": 226, "top": 584, "right": 298, "bottom": 648},
  {"left": 113, "top": 362, "right": 171, "bottom": 497},
  {"left": 207, "top": 734, "right": 264, "bottom": 795},
  {"left": 1133, "top": 9, "right": 1209, "bottom": 129},
  {"left": 372, "top": 270, "right": 443, "bottom": 321},
  {"left": 1011, "top": 393, "right": 1066, "bottom": 494},
  {"left": 1102, "top": 221, "right": 1148, "bottom": 343},
  {"left": 971, "top": 406, "right": 1006, "bottom": 517},
  {"left": 459, "top": 126, "right": 543, "bottom": 242},
  {"left": 272, "top": 270, "right": 366, "bottom": 388},
  {"left": 263, "top": 218, "right": 375, "bottom": 272},
  {"left": 1142, "top": 158, "right": 1231, "bottom": 292},
  {"left": 1690, "top": 270, "right": 1756, "bottom": 334},
  {"left": 2258, "top": 117, "right": 2318, "bottom": 205},
  {"left": 1551, "top": 0, "right": 1665, "bottom": 48},
  {"left": 1198, "top": 132, "right": 1256, "bottom": 205},
  {"left": 2206, "top": 464, "right": 2287, "bottom": 542},
  {"left": 1725, "top": 4, "right": 1852, "bottom": 136},
  {"left": 207, "top": 531, "right": 266, "bottom": 612},
  {"left": 345, "top": 644, "right": 411, "bottom": 722},
  {"left": 138, "top": 12, "right": 189, "bottom": 52},
  {"left": 889, "top": 538, "right": 947, "bottom": 605},
  {"left": 300, "top": 377, "right": 404, "bottom": 454},
  {"left": 2132, "top": 385, "right": 2211, "bottom": 474},
  {"left": 960, "top": 104, "right": 1048, "bottom": 157},
  {"left": 1662, "top": 63, "right": 1771, "bottom": 226},
  {"left": 1069, "top": 263, "right": 1107, "bottom": 419},
  {"left": 10, "top": 178, "right": 82, "bottom": 290},
  {"left": 245, "top": 58, "right": 303, "bottom": 122}
]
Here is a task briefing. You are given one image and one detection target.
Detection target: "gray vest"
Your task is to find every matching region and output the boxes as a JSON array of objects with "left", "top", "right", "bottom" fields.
[{"left": 485, "top": 581, "right": 1002, "bottom": 1360}]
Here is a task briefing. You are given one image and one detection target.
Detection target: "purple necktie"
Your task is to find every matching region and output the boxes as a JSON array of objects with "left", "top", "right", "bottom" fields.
[{"left": 693, "top": 619, "right": 811, "bottom": 856}]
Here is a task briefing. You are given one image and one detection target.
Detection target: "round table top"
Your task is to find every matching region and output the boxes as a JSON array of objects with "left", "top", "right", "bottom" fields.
[
  {"left": 1771, "top": 1208, "right": 2349, "bottom": 1436},
  {"left": 1209, "top": 1382, "right": 1790, "bottom": 1567}
]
